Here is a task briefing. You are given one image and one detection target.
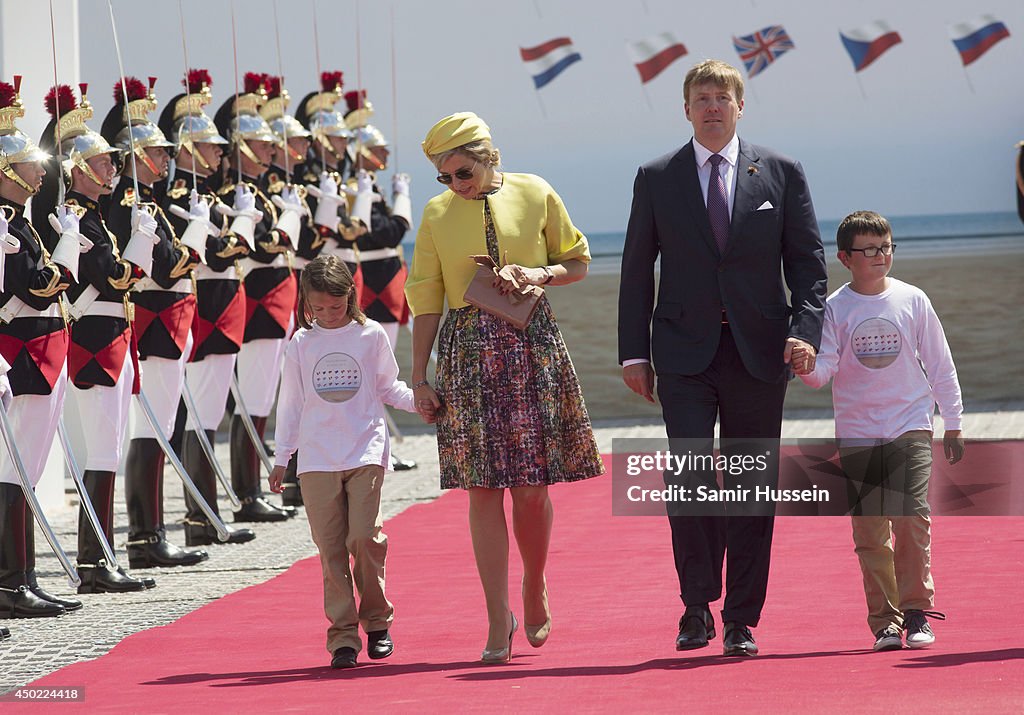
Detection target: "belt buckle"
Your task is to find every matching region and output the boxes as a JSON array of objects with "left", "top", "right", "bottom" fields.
[{"left": 721, "top": 309, "right": 729, "bottom": 324}]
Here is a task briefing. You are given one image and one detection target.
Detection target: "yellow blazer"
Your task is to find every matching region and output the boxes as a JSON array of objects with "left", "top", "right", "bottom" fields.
[{"left": 405, "top": 173, "right": 591, "bottom": 315}]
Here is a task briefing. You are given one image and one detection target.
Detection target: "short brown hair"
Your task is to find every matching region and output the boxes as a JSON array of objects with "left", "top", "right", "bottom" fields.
[
  {"left": 836, "top": 210, "right": 892, "bottom": 252},
  {"left": 297, "top": 255, "right": 366, "bottom": 329},
  {"left": 684, "top": 60, "right": 745, "bottom": 104}
]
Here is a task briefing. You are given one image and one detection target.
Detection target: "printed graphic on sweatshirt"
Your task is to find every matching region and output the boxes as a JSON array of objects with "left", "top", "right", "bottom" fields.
[
  {"left": 311, "top": 352, "right": 361, "bottom": 402},
  {"left": 851, "top": 317, "right": 902, "bottom": 369}
]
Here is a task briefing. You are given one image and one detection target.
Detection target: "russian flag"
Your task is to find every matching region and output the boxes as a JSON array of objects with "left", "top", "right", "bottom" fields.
[
  {"left": 840, "top": 20, "right": 902, "bottom": 72},
  {"left": 949, "top": 15, "right": 1010, "bottom": 66},
  {"left": 628, "top": 32, "right": 688, "bottom": 84},
  {"left": 520, "top": 37, "right": 582, "bottom": 89}
]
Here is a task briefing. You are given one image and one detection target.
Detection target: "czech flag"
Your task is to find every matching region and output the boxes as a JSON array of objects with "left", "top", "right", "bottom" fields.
[
  {"left": 628, "top": 32, "right": 688, "bottom": 84},
  {"left": 520, "top": 37, "right": 582, "bottom": 89},
  {"left": 949, "top": 15, "right": 1010, "bottom": 66},
  {"left": 840, "top": 21, "right": 902, "bottom": 72}
]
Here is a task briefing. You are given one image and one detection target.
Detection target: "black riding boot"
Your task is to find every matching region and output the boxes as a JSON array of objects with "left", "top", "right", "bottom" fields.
[
  {"left": 281, "top": 451, "right": 303, "bottom": 507},
  {"left": 182, "top": 430, "right": 255, "bottom": 546},
  {"left": 230, "top": 416, "right": 290, "bottom": 522},
  {"left": 24, "top": 504, "right": 82, "bottom": 609},
  {"left": 125, "top": 439, "right": 208, "bottom": 568},
  {"left": 0, "top": 484, "right": 64, "bottom": 618},
  {"left": 76, "top": 470, "right": 151, "bottom": 593}
]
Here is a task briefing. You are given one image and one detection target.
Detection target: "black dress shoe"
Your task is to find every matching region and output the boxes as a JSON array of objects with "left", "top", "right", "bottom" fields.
[
  {"left": 331, "top": 646, "right": 358, "bottom": 669},
  {"left": 723, "top": 622, "right": 758, "bottom": 656},
  {"left": 185, "top": 521, "right": 257, "bottom": 546},
  {"left": 391, "top": 456, "right": 417, "bottom": 471},
  {"left": 233, "top": 496, "right": 291, "bottom": 523},
  {"left": 0, "top": 626, "right": 10, "bottom": 640},
  {"left": 676, "top": 605, "right": 715, "bottom": 651},
  {"left": 118, "top": 566, "right": 156, "bottom": 589},
  {"left": 30, "top": 584, "right": 83, "bottom": 611},
  {"left": 127, "top": 534, "right": 209, "bottom": 569},
  {"left": 281, "top": 483, "right": 304, "bottom": 508},
  {"left": 77, "top": 562, "right": 149, "bottom": 594},
  {"left": 366, "top": 630, "right": 394, "bottom": 660},
  {"left": 0, "top": 584, "right": 65, "bottom": 618}
]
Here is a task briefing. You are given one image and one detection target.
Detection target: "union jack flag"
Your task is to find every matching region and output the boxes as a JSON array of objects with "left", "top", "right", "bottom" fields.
[{"left": 732, "top": 25, "right": 795, "bottom": 78}]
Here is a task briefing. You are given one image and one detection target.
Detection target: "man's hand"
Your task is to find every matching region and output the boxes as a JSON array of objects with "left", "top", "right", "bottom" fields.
[
  {"left": 943, "top": 429, "right": 965, "bottom": 465},
  {"left": 623, "top": 363, "right": 656, "bottom": 403},
  {"left": 785, "top": 337, "right": 816, "bottom": 375}
]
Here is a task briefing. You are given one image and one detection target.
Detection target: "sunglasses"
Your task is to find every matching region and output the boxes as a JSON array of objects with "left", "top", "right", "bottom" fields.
[{"left": 436, "top": 161, "right": 478, "bottom": 185}]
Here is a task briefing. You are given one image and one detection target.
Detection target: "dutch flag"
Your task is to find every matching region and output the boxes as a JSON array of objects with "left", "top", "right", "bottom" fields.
[
  {"left": 949, "top": 15, "right": 1010, "bottom": 66},
  {"left": 840, "top": 20, "right": 902, "bottom": 72},
  {"left": 628, "top": 32, "right": 688, "bottom": 84},
  {"left": 520, "top": 37, "right": 582, "bottom": 89}
]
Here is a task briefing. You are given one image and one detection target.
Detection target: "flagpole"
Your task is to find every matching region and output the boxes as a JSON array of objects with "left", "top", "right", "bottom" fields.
[
  {"left": 641, "top": 83, "right": 653, "bottom": 111},
  {"left": 961, "top": 66, "right": 976, "bottom": 94},
  {"left": 854, "top": 73, "right": 867, "bottom": 100},
  {"left": 533, "top": 88, "right": 548, "bottom": 119},
  {"left": 532, "top": 0, "right": 542, "bottom": 19}
]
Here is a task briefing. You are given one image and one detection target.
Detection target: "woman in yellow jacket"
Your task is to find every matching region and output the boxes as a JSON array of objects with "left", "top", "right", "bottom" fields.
[{"left": 406, "top": 113, "right": 603, "bottom": 663}]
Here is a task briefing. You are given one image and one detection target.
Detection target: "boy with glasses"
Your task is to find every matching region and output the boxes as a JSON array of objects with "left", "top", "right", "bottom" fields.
[{"left": 794, "top": 210, "right": 964, "bottom": 652}]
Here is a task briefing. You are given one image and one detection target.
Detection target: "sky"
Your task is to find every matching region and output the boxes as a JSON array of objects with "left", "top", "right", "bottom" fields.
[{"left": 9, "top": 0, "right": 1024, "bottom": 234}]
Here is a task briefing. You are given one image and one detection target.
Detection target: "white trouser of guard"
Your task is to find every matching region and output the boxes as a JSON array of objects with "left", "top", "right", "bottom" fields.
[
  {"left": 70, "top": 357, "right": 134, "bottom": 471},
  {"left": 234, "top": 316, "right": 293, "bottom": 418},
  {"left": 382, "top": 321, "right": 399, "bottom": 352},
  {"left": 184, "top": 354, "right": 235, "bottom": 432},
  {"left": 0, "top": 365, "right": 67, "bottom": 487},
  {"left": 130, "top": 332, "right": 194, "bottom": 440}
]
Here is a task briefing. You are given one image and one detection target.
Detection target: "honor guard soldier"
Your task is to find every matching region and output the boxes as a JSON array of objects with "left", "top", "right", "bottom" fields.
[
  {"left": 99, "top": 77, "right": 208, "bottom": 568},
  {"left": 213, "top": 72, "right": 299, "bottom": 522},
  {"left": 159, "top": 69, "right": 254, "bottom": 546},
  {"left": 344, "top": 91, "right": 416, "bottom": 470},
  {"left": 295, "top": 72, "right": 365, "bottom": 293},
  {"left": 32, "top": 83, "right": 160, "bottom": 593},
  {"left": 0, "top": 78, "right": 84, "bottom": 616}
]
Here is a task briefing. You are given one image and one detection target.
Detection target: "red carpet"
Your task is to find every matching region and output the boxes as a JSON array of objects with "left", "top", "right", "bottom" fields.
[{"left": 12, "top": 460, "right": 1024, "bottom": 714}]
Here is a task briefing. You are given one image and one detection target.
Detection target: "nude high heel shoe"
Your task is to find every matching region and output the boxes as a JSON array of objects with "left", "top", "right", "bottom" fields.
[
  {"left": 481, "top": 612, "right": 518, "bottom": 663},
  {"left": 524, "top": 578, "right": 552, "bottom": 648}
]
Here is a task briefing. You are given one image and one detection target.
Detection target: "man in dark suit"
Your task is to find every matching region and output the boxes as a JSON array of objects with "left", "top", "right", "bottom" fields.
[{"left": 618, "top": 59, "right": 827, "bottom": 656}]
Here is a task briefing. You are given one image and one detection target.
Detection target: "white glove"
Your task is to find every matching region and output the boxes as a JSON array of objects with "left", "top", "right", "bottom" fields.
[
  {"left": 351, "top": 169, "right": 374, "bottom": 228},
  {"left": 0, "top": 368, "right": 11, "bottom": 410},
  {"left": 307, "top": 172, "right": 345, "bottom": 231},
  {"left": 0, "top": 216, "right": 21, "bottom": 294},
  {"left": 391, "top": 172, "right": 413, "bottom": 226},
  {"left": 177, "top": 190, "right": 220, "bottom": 258},
  {"left": 122, "top": 205, "right": 160, "bottom": 276},
  {"left": 46, "top": 206, "right": 93, "bottom": 283},
  {"left": 214, "top": 185, "right": 263, "bottom": 248},
  {"left": 271, "top": 186, "right": 306, "bottom": 247}
]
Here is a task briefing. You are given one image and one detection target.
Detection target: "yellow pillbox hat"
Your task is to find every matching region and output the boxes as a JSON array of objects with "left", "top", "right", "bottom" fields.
[{"left": 421, "top": 112, "right": 491, "bottom": 158}]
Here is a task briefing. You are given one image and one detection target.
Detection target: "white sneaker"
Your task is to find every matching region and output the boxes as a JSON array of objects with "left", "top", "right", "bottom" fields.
[
  {"left": 873, "top": 625, "right": 903, "bottom": 651},
  {"left": 904, "top": 609, "right": 945, "bottom": 649}
]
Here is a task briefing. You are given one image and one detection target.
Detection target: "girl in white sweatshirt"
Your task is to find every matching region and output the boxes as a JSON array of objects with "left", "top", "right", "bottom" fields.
[{"left": 269, "top": 255, "right": 416, "bottom": 669}]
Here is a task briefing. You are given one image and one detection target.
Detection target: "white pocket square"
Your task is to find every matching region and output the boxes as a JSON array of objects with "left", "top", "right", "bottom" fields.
[{"left": 756, "top": 201, "right": 774, "bottom": 211}]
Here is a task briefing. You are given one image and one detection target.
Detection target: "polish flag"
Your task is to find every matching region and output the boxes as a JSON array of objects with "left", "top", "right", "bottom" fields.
[
  {"left": 839, "top": 20, "right": 902, "bottom": 72},
  {"left": 949, "top": 15, "right": 1010, "bottom": 66},
  {"left": 520, "top": 37, "right": 582, "bottom": 89},
  {"left": 628, "top": 32, "right": 688, "bottom": 84}
]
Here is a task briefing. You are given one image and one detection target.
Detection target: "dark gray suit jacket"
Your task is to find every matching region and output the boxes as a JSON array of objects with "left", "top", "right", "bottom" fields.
[{"left": 617, "top": 138, "right": 827, "bottom": 384}]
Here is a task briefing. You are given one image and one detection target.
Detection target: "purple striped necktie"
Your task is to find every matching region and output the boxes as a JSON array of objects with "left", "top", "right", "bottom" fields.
[{"left": 707, "top": 153, "right": 730, "bottom": 253}]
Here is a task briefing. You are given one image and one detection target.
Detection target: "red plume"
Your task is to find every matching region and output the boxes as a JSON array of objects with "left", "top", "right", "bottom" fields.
[
  {"left": 264, "top": 75, "right": 283, "bottom": 100},
  {"left": 320, "top": 71, "right": 343, "bottom": 92},
  {"left": 184, "top": 68, "right": 212, "bottom": 93},
  {"left": 244, "top": 72, "right": 268, "bottom": 95},
  {"left": 344, "top": 89, "right": 366, "bottom": 113},
  {"left": 44, "top": 84, "right": 77, "bottom": 117},
  {"left": 113, "top": 76, "right": 148, "bottom": 104},
  {"left": 0, "top": 82, "right": 15, "bottom": 110}
]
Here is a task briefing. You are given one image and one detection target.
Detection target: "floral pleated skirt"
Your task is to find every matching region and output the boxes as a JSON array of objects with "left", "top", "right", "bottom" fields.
[{"left": 435, "top": 298, "right": 605, "bottom": 490}]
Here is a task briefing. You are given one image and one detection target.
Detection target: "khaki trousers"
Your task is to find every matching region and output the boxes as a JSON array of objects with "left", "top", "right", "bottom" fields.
[
  {"left": 300, "top": 466, "right": 393, "bottom": 654},
  {"left": 840, "top": 431, "right": 935, "bottom": 634}
]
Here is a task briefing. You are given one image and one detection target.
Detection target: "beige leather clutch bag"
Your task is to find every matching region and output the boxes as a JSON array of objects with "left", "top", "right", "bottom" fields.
[{"left": 462, "top": 255, "right": 544, "bottom": 331}]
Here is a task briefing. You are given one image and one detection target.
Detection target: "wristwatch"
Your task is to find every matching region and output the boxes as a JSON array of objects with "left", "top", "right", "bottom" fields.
[{"left": 540, "top": 266, "right": 554, "bottom": 285}]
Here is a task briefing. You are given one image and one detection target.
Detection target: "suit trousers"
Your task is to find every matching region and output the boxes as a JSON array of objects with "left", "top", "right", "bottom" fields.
[
  {"left": 300, "top": 465, "right": 394, "bottom": 654},
  {"left": 656, "top": 325, "right": 786, "bottom": 627}
]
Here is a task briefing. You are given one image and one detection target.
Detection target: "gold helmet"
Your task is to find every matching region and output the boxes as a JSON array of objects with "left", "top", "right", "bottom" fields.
[
  {"left": 157, "top": 69, "right": 228, "bottom": 174},
  {"left": 343, "top": 89, "right": 389, "bottom": 166},
  {"left": 100, "top": 76, "right": 174, "bottom": 178},
  {"left": 296, "top": 71, "right": 350, "bottom": 162},
  {"left": 213, "top": 72, "right": 278, "bottom": 170},
  {"left": 43, "top": 83, "right": 118, "bottom": 189},
  {"left": 260, "top": 75, "right": 311, "bottom": 163},
  {"left": 0, "top": 76, "right": 50, "bottom": 195}
]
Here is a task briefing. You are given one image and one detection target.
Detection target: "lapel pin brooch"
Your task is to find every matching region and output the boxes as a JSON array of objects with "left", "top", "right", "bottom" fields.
[{"left": 747, "top": 165, "right": 759, "bottom": 176}]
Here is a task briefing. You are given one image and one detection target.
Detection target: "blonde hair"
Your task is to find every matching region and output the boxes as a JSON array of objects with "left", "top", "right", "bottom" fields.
[
  {"left": 683, "top": 59, "right": 745, "bottom": 104},
  {"left": 297, "top": 255, "right": 365, "bottom": 329},
  {"left": 430, "top": 139, "right": 501, "bottom": 171}
]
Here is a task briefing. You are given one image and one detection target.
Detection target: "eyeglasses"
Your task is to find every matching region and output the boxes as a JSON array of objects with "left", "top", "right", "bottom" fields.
[
  {"left": 436, "top": 161, "right": 478, "bottom": 185},
  {"left": 847, "top": 243, "right": 896, "bottom": 257}
]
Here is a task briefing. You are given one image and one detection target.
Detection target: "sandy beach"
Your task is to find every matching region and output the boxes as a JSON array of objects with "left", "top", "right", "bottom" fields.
[{"left": 391, "top": 249, "right": 1024, "bottom": 426}]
